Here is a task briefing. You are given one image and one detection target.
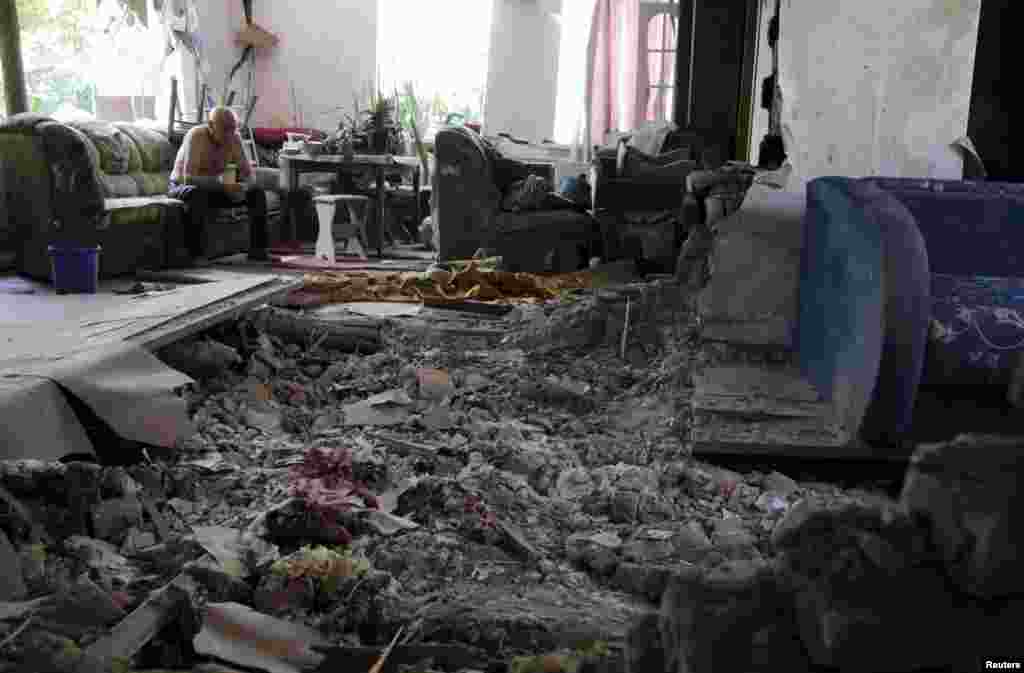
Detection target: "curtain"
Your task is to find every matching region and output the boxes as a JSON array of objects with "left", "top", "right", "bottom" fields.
[
  {"left": 638, "top": 10, "right": 677, "bottom": 122},
  {"left": 585, "top": 0, "right": 640, "bottom": 148}
]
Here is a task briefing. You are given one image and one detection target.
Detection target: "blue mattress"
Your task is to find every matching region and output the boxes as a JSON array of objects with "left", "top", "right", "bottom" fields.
[{"left": 928, "top": 274, "right": 1024, "bottom": 383}]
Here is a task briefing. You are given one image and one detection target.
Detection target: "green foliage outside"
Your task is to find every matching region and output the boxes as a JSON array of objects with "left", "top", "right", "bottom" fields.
[{"left": 1, "top": 0, "right": 143, "bottom": 117}]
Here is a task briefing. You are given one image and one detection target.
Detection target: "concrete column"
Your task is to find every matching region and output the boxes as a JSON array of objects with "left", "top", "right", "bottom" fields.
[{"left": 0, "top": 0, "right": 29, "bottom": 116}]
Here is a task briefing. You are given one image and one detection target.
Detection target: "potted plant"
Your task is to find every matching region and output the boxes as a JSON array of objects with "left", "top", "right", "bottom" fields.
[
  {"left": 334, "top": 107, "right": 360, "bottom": 159},
  {"left": 399, "top": 81, "right": 431, "bottom": 183},
  {"left": 352, "top": 79, "right": 399, "bottom": 154}
]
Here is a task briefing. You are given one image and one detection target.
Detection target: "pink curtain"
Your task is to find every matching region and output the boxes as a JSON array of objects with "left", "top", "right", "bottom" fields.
[
  {"left": 586, "top": 0, "right": 641, "bottom": 148},
  {"left": 638, "top": 11, "right": 677, "bottom": 122}
]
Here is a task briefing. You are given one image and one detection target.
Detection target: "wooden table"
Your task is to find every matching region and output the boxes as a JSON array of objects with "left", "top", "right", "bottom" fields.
[{"left": 280, "top": 153, "right": 421, "bottom": 258}]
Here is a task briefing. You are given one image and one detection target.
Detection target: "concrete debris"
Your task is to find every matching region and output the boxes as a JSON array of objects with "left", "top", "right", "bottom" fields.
[
  {"left": 901, "top": 434, "right": 1024, "bottom": 599},
  {"left": 246, "top": 305, "right": 382, "bottom": 353},
  {"left": 0, "top": 272, "right": 1018, "bottom": 672},
  {"left": 189, "top": 525, "right": 280, "bottom": 579},
  {"left": 362, "top": 510, "right": 419, "bottom": 536},
  {"left": 159, "top": 338, "right": 242, "bottom": 380},
  {"left": 194, "top": 602, "right": 327, "bottom": 673},
  {"left": 33, "top": 575, "right": 125, "bottom": 640},
  {"left": 416, "top": 367, "right": 455, "bottom": 401},
  {"left": 91, "top": 496, "right": 143, "bottom": 545},
  {"left": 343, "top": 389, "right": 413, "bottom": 427}
]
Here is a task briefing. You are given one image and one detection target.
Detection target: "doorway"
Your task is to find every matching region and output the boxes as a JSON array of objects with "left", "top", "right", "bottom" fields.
[
  {"left": 967, "top": 0, "right": 1018, "bottom": 182},
  {"left": 672, "top": 0, "right": 761, "bottom": 162}
]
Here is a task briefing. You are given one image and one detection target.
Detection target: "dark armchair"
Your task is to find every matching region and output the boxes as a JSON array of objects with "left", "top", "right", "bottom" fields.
[{"left": 432, "top": 127, "right": 597, "bottom": 272}]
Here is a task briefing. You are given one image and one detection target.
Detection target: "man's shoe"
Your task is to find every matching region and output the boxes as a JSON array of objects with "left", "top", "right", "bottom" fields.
[{"left": 247, "top": 249, "right": 271, "bottom": 262}]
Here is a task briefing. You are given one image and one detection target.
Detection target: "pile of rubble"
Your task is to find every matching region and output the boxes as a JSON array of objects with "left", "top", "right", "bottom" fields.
[
  {"left": 632, "top": 432, "right": 1023, "bottom": 672},
  {"left": 0, "top": 277, "right": 1019, "bottom": 673}
]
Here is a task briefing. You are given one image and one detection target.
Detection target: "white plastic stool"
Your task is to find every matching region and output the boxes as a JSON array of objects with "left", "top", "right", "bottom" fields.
[{"left": 313, "top": 194, "right": 370, "bottom": 262}]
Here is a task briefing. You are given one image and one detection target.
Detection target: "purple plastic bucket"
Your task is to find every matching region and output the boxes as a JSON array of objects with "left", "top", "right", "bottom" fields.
[{"left": 48, "top": 244, "right": 101, "bottom": 294}]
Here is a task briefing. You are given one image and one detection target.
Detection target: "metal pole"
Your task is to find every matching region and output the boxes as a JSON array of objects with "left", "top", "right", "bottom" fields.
[{"left": 0, "top": 0, "right": 29, "bottom": 116}]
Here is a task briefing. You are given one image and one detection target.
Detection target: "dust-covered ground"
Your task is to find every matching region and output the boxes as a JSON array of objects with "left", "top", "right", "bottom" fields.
[{"left": 0, "top": 281, "right": 951, "bottom": 673}]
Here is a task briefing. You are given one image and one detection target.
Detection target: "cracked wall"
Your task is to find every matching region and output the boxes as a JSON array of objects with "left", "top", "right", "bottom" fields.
[
  {"left": 751, "top": 0, "right": 981, "bottom": 190},
  {"left": 183, "top": 0, "right": 377, "bottom": 129}
]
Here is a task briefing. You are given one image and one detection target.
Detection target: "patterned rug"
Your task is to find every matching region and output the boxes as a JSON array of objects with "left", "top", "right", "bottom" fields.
[{"left": 928, "top": 273, "right": 1024, "bottom": 381}]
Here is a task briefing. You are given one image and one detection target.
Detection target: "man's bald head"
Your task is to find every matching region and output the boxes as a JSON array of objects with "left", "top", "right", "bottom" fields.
[{"left": 208, "top": 106, "right": 238, "bottom": 146}]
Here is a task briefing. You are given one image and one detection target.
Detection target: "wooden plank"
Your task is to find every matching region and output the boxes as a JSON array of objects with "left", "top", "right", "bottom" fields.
[
  {"left": 691, "top": 392, "right": 828, "bottom": 419},
  {"left": 127, "top": 276, "right": 302, "bottom": 351},
  {"left": 691, "top": 437, "right": 907, "bottom": 462},
  {"left": 693, "top": 365, "right": 822, "bottom": 402},
  {"left": 691, "top": 412, "right": 845, "bottom": 449},
  {"left": 699, "top": 319, "right": 793, "bottom": 348},
  {"left": 0, "top": 273, "right": 298, "bottom": 367},
  {"left": 245, "top": 305, "right": 382, "bottom": 352},
  {"left": 83, "top": 573, "right": 198, "bottom": 669}
]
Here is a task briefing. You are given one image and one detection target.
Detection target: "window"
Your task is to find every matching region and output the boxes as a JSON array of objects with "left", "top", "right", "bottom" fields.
[
  {"left": 553, "top": 0, "right": 594, "bottom": 146},
  {"left": 642, "top": 0, "right": 679, "bottom": 123},
  {"left": 377, "top": 0, "right": 492, "bottom": 140},
  {"left": 2, "top": 0, "right": 169, "bottom": 123}
]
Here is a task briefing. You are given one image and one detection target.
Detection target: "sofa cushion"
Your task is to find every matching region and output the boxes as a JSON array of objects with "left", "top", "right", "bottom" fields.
[
  {"left": 136, "top": 172, "right": 169, "bottom": 197},
  {"left": 113, "top": 123, "right": 174, "bottom": 174},
  {"left": 797, "top": 178, "right": 889, "bottom": 442},
  {"left": 68, "top": 120, "right": 140, "bottom": 175},
  {"left": 859, "top": 181, "right": 930, "bottom": 442},
  {"left": 894, "top": 190, "right": 1024, "bottom": 279},
  {"left": 927, "top": 274, "right": 1024, "bottom": 385},
  {"left": 102, "top": 174, "right": 142, "bottom": 198},
  {"left": 106, "top": 202, "right": 165, "bottom": 228}
]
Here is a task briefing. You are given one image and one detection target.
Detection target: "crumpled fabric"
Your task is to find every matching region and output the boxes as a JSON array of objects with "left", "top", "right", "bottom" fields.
[{"left": 290, "top": 262, "right": 598, "bottom": 306}]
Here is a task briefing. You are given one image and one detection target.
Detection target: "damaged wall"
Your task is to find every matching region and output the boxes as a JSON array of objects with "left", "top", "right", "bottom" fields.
[
  {"left": 247, "top": 0, "right": 376, "bottom": 128},
  {"left": 752, "top": 0, "right": 981, "bottom": 190},
  {"left": 484, "top": 0, "right": 562, "bottom": 142},
  {"left": 186, "top": 1, "right": 377, "bottom": 129}
]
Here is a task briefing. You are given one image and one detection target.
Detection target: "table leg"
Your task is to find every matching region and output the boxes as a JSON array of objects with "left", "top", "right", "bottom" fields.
[
  {"left": 376, "top": 166, "right": 385, "bottom": 258},
  {"left": 413, "top": 166, "right": 421, "bottom": 230},
  {"left": 285, "top": 164, "right": 298, "bottom": 240}
]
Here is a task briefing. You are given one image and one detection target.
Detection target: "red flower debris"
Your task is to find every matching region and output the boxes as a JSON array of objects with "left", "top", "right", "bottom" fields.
[
  {"left": 290, "top": 446, "right": 378, "bottom": 544},
  {"left": 463, "top": 493, "right": 497, "bottom": 529}
]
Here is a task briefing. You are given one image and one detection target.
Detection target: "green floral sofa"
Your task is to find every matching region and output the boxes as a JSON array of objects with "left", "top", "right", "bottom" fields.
[{"left": 0, "top": 114, "right": 282, "bottom": 279}]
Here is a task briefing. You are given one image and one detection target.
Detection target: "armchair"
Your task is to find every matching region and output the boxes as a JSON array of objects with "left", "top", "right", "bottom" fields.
[{"left": 432, "top": 127, "right": 597, "bottom": 272}]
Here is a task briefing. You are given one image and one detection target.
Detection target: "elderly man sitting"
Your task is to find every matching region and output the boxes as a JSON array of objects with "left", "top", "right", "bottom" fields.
[{"left": 168, "top": 106, "right": 269, "bottom": 264}]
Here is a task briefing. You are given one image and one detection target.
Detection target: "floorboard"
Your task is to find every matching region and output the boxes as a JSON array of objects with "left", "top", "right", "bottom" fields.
[{"left": 0, "top": 271, "right": 300, "bottom": 369}]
